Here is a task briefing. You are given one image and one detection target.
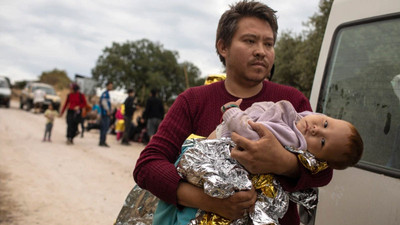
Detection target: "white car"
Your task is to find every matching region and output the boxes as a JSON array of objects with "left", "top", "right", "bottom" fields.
[{"left": 20, "top": 82, "right": 61, "bottom": 112}]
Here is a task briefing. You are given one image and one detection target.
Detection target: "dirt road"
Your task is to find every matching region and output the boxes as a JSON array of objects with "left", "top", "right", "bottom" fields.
[{"left": 0, "top": 101, "right": 144, "bottom": 225}]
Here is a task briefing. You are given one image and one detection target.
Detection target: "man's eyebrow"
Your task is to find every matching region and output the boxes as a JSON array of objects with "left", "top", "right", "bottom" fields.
[
  {"left": 240, "top": 33, "right": 257, "bottom": 39},
  {"left": 240, "top": 33, "right": 274, "bottom": 42}
]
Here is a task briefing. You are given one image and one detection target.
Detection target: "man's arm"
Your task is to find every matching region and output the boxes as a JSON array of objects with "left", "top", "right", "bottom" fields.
[
  {"left": 177, "top": 182, "right": 257, "bottom": 220},
  {"left": 101, "top": 97, "right": 110, "bottom": 115},
  {"left": 230, "top": 121, "right": 300, "bottom": 177}
]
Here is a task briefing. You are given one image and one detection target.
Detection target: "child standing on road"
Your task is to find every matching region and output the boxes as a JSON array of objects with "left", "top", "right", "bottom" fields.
[{"left": 43, "top": 103, "right": 59, "bottom": 142}]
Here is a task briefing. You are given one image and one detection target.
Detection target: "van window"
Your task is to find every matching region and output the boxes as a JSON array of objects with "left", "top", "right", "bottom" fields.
[{"left": 317, "top": 16, "right": 400, "bottom": 175}]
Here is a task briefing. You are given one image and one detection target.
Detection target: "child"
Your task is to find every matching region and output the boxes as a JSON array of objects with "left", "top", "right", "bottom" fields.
[
  {"left": 168, "top": 99, "right": 363, "bottom": 225},
  {"left": 43, "top": 103, "right": 59, "bottom": 142},
  {"left": 115, "top": 104, "right": 125, "bottom": 141}
]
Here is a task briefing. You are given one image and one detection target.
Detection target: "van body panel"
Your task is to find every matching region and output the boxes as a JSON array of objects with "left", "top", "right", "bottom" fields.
[
  {"left": 310, "top": 0, "right": 400, "bottom": 224},
  {"left": 317, "top": 167, "right": 400, "bottom": 224}
]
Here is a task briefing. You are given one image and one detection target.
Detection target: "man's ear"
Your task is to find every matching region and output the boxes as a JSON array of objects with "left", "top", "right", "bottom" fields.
[{"left": 217, "top": 39, "right": 227, "bottom": 57}]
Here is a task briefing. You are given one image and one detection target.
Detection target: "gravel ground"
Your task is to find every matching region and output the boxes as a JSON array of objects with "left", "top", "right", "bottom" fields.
[{"left": 0, "top": 100, "right": 144, "bottom": 225}]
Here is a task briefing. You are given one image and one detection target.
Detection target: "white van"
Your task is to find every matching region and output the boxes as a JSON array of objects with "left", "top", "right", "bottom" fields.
[{"left": 309, "top": 0, "right": 400, "bottom": 224}]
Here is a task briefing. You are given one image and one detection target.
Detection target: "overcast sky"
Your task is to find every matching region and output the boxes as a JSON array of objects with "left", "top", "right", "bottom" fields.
[{"left": 0, "top": 0, "right": 320, "bottom": 84}]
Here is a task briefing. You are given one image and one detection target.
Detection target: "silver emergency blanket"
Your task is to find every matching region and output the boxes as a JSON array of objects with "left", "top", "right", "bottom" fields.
[
  {"left": 177, "top": 138, "right": 290, "bottom": 225},
  {"left": 177, "top": 138, "right": 252, "bottom": 198},
  {"left": 114, "top": 185, "right": 159, "bottom": 225},
  {"left": 284, "top": 146, "right": 328, "bottom": 174},
  {"left": 289, "top": 188, "right": 318, "bottom": 211}
]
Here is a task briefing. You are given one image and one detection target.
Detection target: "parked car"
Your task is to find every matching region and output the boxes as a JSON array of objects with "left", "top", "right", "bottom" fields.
[
  {"left": 20, "top": 82, "right": 61, "bottom": 112},
  {"left": 0, "top": 76, "right": 11, "bottom": 108}
]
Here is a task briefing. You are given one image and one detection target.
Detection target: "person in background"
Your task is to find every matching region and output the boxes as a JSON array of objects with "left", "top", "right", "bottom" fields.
[
  {"left": 134, "top": 1, "right": 333, "bottom": 224},
  {"left": 42, "top": 103, "right": 59, "bottom": 142},
  {"left": 121, "top": 89, "right": 137, "bottom": 145},
  {"left": 99, "top": 81, "right": 113, "bottom": 147},
  {"left": 91, "top": 98, "right": 101, "bottom": 116},
  {"left": 59, "top": 83, "right": 87, "bottom": 145},
  {"left": 142, "top": 88, "right": 164, "bottom": 140},
  {"left": 86, "top": 98, "right": 101, "bottom": 131},
  {"left": 79, "top": 98, "right": 91, "bottom": 138},
  {"left": 33, "top": 88, "right": 45, "bottom": 114},
  {"left": 115, "top": 103, "right": 125, "bottom": 141}
]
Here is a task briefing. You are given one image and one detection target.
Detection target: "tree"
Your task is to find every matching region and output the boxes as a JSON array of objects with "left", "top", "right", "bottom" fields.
[
  {"left": 14, "top": 80, "right": 28, "bottom": 89},
  {"left": 274, "top": 0, "right": 333, "bottom": 98},
  {"left": 91, "top": 39, "right": 202, "bottom": 104},
  {"left": 39, "top": 68, "right": 71, "bottom": 90}
]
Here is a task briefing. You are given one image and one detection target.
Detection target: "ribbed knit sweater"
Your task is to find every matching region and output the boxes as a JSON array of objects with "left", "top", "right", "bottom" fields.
[{"left": 133, "top": 80, "right": 333, "bottom": 225}]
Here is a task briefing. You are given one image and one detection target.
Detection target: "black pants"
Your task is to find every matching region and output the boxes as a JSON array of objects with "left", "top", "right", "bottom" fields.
[
  {"left": 66, "top": 110, "right": 81, "bottom": 140},
  {"left": 122, "top": 115, "right": 133, "bottom": 143}
]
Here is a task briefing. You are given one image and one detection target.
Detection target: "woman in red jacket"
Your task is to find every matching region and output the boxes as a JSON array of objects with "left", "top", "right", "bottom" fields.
[{"left": 59, "top": 83, "right": 87, "bottom": 145}]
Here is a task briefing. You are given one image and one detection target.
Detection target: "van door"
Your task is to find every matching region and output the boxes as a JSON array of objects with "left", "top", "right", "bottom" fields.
[{"left": 310, "top": 4, "right": 400, "bottom": 225}]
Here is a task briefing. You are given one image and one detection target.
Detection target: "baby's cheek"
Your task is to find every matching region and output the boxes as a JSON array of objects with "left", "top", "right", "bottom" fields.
[{"left": 306, "top": 139, "right": 319, "bottom": 154}]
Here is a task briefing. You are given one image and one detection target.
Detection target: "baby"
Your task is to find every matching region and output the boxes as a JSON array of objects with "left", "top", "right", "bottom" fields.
[{"left": 215, "top": 99, "right": 363, "bottom": 171}]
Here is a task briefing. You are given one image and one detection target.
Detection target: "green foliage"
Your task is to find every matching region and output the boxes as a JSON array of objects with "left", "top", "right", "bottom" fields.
[
  {"left": 274, "top": 0, "right": 333, "bottom": 98},
  {"left": 13, "top": 80, "right": 28, "bottom": 89},
  {"left": 91, "top": 39, "right": 202, "bottom": 104},
  {"left": 39, "top": 68, "right": 71, "bottom": 90}
]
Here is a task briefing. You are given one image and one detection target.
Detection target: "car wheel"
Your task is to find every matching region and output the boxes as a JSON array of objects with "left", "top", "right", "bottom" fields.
[{"left": 6, "top": 100, "right": 10, "bottom": 108}]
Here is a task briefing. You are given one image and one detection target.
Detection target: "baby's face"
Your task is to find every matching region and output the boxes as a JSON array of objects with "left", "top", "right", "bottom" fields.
[{"left": 296, "top": 114, "right": 351, "bottom": 162}]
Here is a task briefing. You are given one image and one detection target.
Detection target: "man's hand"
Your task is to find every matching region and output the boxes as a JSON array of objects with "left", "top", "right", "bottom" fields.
[
  {"left": 177, "top": 182, "right": 256, "bottom": 220},
  {"left": 212, "top": 187, "right": 257, "bottom": 220},
  {"left": 230, "top": 121, "right": 300, "bottom": 177}
]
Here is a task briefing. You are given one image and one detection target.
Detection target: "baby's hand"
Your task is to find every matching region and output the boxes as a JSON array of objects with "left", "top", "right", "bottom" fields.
[{"left": 221, "top": 99, "right": 242, "bottom": 113}]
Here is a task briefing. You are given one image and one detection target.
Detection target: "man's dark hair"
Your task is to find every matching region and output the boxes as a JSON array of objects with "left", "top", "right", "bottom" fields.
[
  {"left": 106, "top": 81, "right": 113, "bottom": 86},
  {"left": 127, "top": 89, "right": 134, "bottom": 94},
  {"left": 216, "top": 0, "right": 278, "bottom": 66}
]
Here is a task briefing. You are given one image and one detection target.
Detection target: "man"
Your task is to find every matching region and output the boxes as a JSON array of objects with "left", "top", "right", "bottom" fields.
[
  {"left": 142, "top": 89, "right": 164, "bottom": 140},
  {"left": 33, "top": 88, "right": 45, "bottom": 113},
  {"left": 133, "top": 1, "right": 332, "bottom": 224},
  {"left": 121, "top": 89, "right": 136, "bottom": 145},
  {"left": 99, "top": 81, "right": 113, "bottom": 147}
]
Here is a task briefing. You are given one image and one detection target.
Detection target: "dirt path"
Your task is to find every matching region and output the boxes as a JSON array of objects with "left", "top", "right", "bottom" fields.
[{"left": 0, "top": 100, "right": 144, "bottom": 225}]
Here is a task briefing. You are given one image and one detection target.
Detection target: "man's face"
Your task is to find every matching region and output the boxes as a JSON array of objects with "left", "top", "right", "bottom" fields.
[
  {"left": 220, "top": 17, "right": 275, "bottom": 86},
  {"left": 107, "top": 83, "right": 113, "bottom": 91},
  {"left": 296, "top": 114, "right": 352, "bottom": 163}
]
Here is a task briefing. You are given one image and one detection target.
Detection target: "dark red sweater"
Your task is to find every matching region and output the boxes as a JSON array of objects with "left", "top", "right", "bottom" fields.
[{"left": 133, "top": 80, "right": 333, "bottom": 225}]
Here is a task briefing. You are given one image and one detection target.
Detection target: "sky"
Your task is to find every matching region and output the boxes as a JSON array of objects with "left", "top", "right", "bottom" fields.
[{"left": 0, "top": 0, "right": 320, "bottom": 84}]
